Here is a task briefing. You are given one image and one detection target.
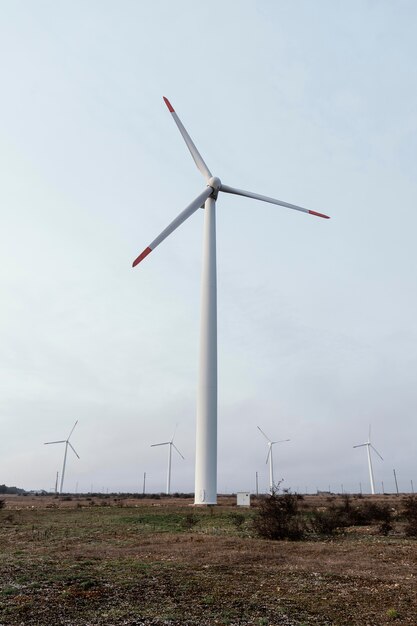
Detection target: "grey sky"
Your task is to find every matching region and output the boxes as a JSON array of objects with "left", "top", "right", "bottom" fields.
[{"left": 1, "top": 1, "right": 416, "bottom": 494}]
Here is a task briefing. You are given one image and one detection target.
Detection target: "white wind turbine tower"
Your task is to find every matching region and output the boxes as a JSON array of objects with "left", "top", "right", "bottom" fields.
[
  {"left": 257, "top": 426, "right": 290, "bottom": 494},
  {"left": 151, "top": 427, "right": 185, "bottom": 495},
  {"left": 133, "top": 97, "right": 329, "bottom": 505},
  {"left": 353, "top": 425, "right": 383, "bottom": 495},
  {"left": 44, "top": 421, "right": 80, "bottom": 495}
]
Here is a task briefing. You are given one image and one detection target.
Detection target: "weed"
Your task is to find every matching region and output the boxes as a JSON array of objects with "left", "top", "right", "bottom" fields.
[
  {"left": 386, "top": 608, "right": 400, "bottom": 619},
  {"left": 229, "top": 512, "right": 245, "bottom": 529},
  {"left": 1, "top": 585, "right": 19, "bottom": 597},
  {"left": 202, "top": 594, "right": 215, "bottom": 605},
  {"left": 181, "top": 512, "right": 198, "bottom": 530}
]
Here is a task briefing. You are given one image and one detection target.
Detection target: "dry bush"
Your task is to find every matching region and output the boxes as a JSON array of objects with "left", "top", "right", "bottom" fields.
[
  {"left": 358, "top": 501, "right": 393, "bottom": 524},
  {"left": 253, "top": 490, "right": 305, "bottom": 540},
  {"left": 310, "top": 496, "right": 393, "bottom": 536},
  {"left": 310, "top": 506, "right": 349, "bottom": 535},
  {"left": 403, "top": 495, "right": 417, "bottom": 537}
]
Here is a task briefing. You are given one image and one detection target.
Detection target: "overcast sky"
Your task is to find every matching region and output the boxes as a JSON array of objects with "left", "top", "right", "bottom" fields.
[{"left": 1, "top": 0, "right": 416, "bottom": 495}]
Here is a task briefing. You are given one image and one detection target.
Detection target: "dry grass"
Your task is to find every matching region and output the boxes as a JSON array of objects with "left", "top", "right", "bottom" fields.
[{"left": 0, "top": 494, "right": 415, "bottom": 625}]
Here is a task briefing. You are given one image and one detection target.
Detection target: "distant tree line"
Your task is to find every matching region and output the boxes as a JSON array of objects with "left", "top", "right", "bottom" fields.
[{"left": 0, "top": 484, "right": 25, "bottom": 494}]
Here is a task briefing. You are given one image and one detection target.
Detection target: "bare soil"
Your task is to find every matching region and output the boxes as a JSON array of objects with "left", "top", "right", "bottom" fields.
[{"left": 0, "top": 494, "right": 415, "bottom": 625}]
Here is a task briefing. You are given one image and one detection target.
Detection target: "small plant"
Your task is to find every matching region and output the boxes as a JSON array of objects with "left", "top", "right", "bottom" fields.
[
  {"left": 386, "top": 608, "right": 399, "bottom": 619},
  {"left": 0, "top": 498, "right": 5, "bottom": 509},
  {"left": 229, "top": 512, "right": 245, "bottom": 529},
  {"left": 181, "top": 512, "right": 198, "bottom": 530},
  {"left": 202, "top": 594, "right": 215, "bottom": 605}
]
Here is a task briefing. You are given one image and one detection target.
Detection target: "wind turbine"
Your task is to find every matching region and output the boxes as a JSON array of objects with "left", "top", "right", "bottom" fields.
[
  {"left": 44, "top": 421, "right": 80, "bottom": 494},
  {"left": 353, "top": 425, "right": 383, "bottom": 495},
  {"left": 133, "top": 97, "right": 329, "bottom": 505},
  {"left": 257, "top": 426, "right": 290, "bottom": 494},
  {"left": 151, "top": 427, "right": 185, "bottom": 495}
]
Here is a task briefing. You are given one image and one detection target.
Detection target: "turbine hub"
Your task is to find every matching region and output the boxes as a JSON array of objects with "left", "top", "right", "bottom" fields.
[{"left": 207, "top": 176, "right": 221, "bottom": 199}]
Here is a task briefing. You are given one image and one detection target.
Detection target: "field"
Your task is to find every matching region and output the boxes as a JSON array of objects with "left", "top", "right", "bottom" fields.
[{"left": 0, "top": 494, "right": 416, "bottom": 626}]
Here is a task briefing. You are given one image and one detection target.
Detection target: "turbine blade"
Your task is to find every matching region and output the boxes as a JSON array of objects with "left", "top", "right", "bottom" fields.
[
  {"left": 172, "top": 443, "right": 185, "bottom": 460},
  {"left": 67, "top": 420, "right": 78, "bottom": 441},
  {"left": 68, "top": 442, "right": 80, "bottom": 459},
  {"left": 132, "top": 187, "right": 213, "bottom": 267},
  {"left": 163, "top": 97, "right": 212, "bottom": 180},
  {"left": 257, "top": 426, "right": 271, "bottom": 442},
  {"left": 353, "top": 443, "right": 367, "bottom": 448},
  {"left": 171, "top": 423, "right": 178, "bottom": 443},
  {"left": 265, "top": 447, "right": 271, "bottom": 464},
  {"left": 272, "top": 439, "right": 290, "bottom": 444},
  {"left": 371, "top": 445, "right": 383, "bottom": 461},
  {"left": 220, "top": 184, "right": 330, "bottom": 219},
  {"left": 44, "top": 440, "right": 66, "bottom": 445},
  {"left": 151, "top": 441, "right": 170, "bottom": 447}
]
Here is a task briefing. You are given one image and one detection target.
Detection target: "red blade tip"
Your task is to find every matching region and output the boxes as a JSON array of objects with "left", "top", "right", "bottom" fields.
[
  {"left": 309, "top": 210, "right": 330, "bottom": 219},
  {"left": 163, "top": 97, "right": 174, "bottom": 113},
  {"left": 132, "top": 247, "right": 152, "bottom": 268}
]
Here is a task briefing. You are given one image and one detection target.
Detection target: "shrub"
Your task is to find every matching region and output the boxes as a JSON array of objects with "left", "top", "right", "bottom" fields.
[
  {"left": 310, "top": 506, "right": 349, "bottom": 535},
  {"left": 403, "top": 495, "right": 417, "bottom": 537},
  {"left": 253, "top": 490, "right": 305, "bottom": 540},
  {"left": 335, "top": 497, "right": 393, "bottom": 530},
  {"left": 378, "top": 518, "right": 393, "bottom": 536},
  {"left": 310, "top": 497, "right": 393, "bottom": 536},
  {"left": 360, "top": 501, "right": 392, "bottom": 523},
  {"left": 0, "top": 498, "right": 5, "bottom": 510},
  {"left": 371, "top": 503, "right": 393, "bottom": 535}
]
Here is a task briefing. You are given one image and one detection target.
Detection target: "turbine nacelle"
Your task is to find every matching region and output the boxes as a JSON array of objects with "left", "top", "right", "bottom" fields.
[{"left": 208, "top": 176, "right": 222, "bottom": 199}]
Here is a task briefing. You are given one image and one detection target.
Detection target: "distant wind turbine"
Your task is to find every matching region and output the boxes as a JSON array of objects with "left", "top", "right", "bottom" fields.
[
  {"left": 44, "top": 421, "right": 80, "bottom": 494},
  {"left": 132, "top": 97, "right": 329, "bottom": 505},
  {"left": 353, "top": 425, "right": 383, "bottom": 495},
  {"left": 151, "top": 427, "right": 184, "bottom": 495},
  {"left": 257, "top": 426, "right": 290, "bottom": 494}
]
